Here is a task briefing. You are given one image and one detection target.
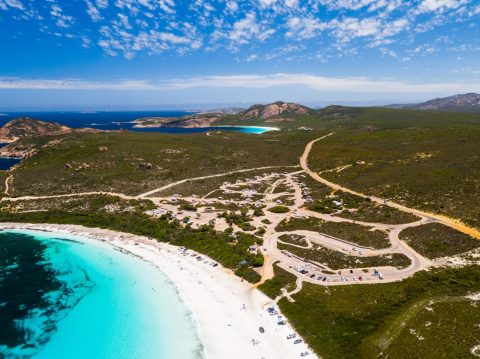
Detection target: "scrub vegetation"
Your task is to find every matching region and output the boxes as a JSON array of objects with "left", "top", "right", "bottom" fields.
[
  {"left": 279, "top": 266, "right": 480, "bottom": 359},
  {"left": 278, "top": 234, "right": 308, "bottom": 246},
  {"left": 399, "top": 223, "right": 480, "bottom": 259},
  {"left": 258, "top": 262, "right": 298, "bottom": 299},
  {"left": 276, "top": 217, "right": 390, "bottom": 249},
  {"left": 8, "top": 131, "right": 309, "bottom": 196},
  {"left": 278, "top": 243, "right": 410, "bottom": 270},
  {"left": 307, "top": 108, "right": 480, "bottom": 230}
]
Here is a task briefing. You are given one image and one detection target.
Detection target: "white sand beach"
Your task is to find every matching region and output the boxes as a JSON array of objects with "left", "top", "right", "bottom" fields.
[{"left": 0, "top": 223, "right": 317, "bottom": 359}]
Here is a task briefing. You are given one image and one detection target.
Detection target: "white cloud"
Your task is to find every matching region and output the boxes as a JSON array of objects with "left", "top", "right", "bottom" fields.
[
  {"left": 469, "top": 4, "right": 480, "bottom": 16},
  {"left": 225, "top": 1, "right": 238, "bottom": 12},
  {"left": 284, "top": 0, "right": 298, "bottom": 8},
  {"left": 0, "top": 0, "right": 25, "bottom": 11},
  {"left": 50, "top": 3, "right": 74, "bottom": 28},
  {"left": 0, "top": 77, "right": 157, "bottom": 90},
  {"left": 2, "top": 0, "right": 479, "bottom": 60},
  {"left": 85, "top": 0, "right": 102, "bottom": 21},
  {"left": 162, "top": 73, "right": 480, "bottom": 93},
  {"left": 418, "top": 0, "right": 468, "bottom": 13},
  {"left": 96, "top": 0, "right": 108, "bottom": 8},
  {"left": 1, "top": 74, "right": 479, "bottom": 94},
  {"left": 227, "top": 12, "right": 274, "bottom": 45},
  {"left": 286, "top": 17, "right": 327, "bottom": 39}
]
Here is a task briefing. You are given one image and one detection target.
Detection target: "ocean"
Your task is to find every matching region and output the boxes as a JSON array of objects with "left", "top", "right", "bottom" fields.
[
  {"left": 0, "top": 230, "right": 204, "bottom": 359},
  {"left": 0, "top": 111, "right": 275, "bottom": 170},
  {"left": 0, "top": 111, "right": 274, "bottom": 134}
]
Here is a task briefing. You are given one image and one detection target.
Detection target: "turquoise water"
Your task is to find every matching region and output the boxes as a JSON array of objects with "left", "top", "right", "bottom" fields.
[
  {"left": 0, "top": 230, "right": 203, "bottom": 359},
  {"left": 210, "top": 126, "right": 277, "bottom": 134}
]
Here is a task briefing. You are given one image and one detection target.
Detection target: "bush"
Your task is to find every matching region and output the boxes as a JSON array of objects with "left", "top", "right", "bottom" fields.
[
  {"left": 179, "top": 203, "right": 197, "bottom": 212},
  {"left": 235, "top": 266, "right": 261, "bottom": 283},
  {"left": 268, "top": 205, "right": 290, "bottom": 214}
]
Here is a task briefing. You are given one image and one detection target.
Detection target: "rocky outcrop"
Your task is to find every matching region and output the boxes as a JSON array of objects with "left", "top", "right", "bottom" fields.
[
  {"left": 134, "top": 115, "right": 221, "bottom": 128},
  {"left": 242, "top": 101, "right": 312, "bottom": 120},
  {"left": 0, "top": 118, "right": 100, "bottom": 160},
  {"left": 198, "top": 108, "right": 245, "bottom": 115},
  {"left": 0, "top": 143, "right": 37, "bottom": 159},
  {"left": 0, "top": 118, "right": 72, "bottom": 143},
  {"left": 171, "top": 116, "right": 220, "bottom": 128}
]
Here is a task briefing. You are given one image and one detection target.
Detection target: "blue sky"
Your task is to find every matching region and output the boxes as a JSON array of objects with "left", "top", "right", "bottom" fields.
[{"left": 1, "top": 0, "right": 480, "bottom": 109}]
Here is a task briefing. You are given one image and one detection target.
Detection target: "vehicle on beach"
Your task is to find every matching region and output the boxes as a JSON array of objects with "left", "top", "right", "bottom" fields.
[
  {"left": 301, "top": 351, "right": 310, "bottom": 356},
  {"left": 259, "top": 327, "right": 265, "bottom": 333},
  {"left": 294, "top": 339, "right": 303, "bottom": 344},
  {"left": 287, "top": 333, "right": 296, "bottom": 339}
]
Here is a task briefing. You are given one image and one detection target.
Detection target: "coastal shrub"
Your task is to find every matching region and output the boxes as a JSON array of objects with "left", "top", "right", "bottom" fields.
[
  {"left": 9, "top": 131, "right": 308, "bottom": 197},
  {"left": 307, "top": 116, "right": 480, "bottom": 231},
  {"left": 253, "top": 207, "right": 265, "bottom": 217},
  {"left": 278, "top": 243, "right": 410, "bottom": 270},
  {"left": 399, "top": 223, "right": 480, "bottom": 259},
  {"left": 268, "top": 205, "right": 290, "bottom": 214},
  {"left": 220, "top": 210, "right": 254, "bottom": 230},
  {"left": 254, "top": 227, "right": 266, "bottom": 236},
  {"left": 234, "top": 266, "right": 261, "bottom": 283},
  {"left": 258, "top": 262, "right": 297, "bottom": 299},
  {"left": 279, "top": 265, "right": 480, "bottom": 359},
  {"left": 179, "top": 203, "right": 197, "bottom": 212},
  {"left": 309, "top": 199, "right": 336, "bottom": 214},
  {"left": 276, "top": 217, "right": 390, "bottom": 249}
]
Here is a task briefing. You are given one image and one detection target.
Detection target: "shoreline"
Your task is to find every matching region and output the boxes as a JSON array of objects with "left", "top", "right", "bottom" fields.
[
  {"left": 132, "top": 123, "right": 280, "bottom": 132},
  {"left": 0, "top": 222, "right": 317, "bottom": 359}
]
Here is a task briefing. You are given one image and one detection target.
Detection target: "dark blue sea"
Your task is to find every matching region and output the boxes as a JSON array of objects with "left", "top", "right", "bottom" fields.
[
  {"left": 0, "top": 143, "right": 21, "bottom": 170},
  {"left": 0, "top": 111, "right": 193, "bottom": 132},
  {"left": 0, "top": 111, "right": 276, "bottom": 170},
  {"left": 0, "top": 111, "right": 274, "bottom": 134}
]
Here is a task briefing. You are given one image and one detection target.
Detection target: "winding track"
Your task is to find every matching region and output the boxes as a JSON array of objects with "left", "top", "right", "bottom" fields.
[
  {"left": 4, "top": 175, "right": 12, "bottom": 195},
  {"left": 1, "top": 165, "right": 299, "bottom": 202},
  {"left": 300, "top": 133, "right": 480, "bottom": 240},
  {"left": 137, "top": 165, "right": 300, "bottom": 198}
]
